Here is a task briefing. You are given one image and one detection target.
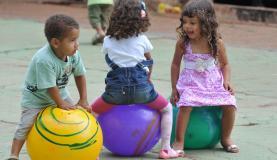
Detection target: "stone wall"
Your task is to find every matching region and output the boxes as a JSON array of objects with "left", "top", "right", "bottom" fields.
[
  {"left": 147, "top": 0, "right": 277, "bottom": 24},
  {"left": 215, "top": 4, "right": 277, "bottom": 24},
  {"left": 37, "top": 0, "right": 84, "bottom": 3}
]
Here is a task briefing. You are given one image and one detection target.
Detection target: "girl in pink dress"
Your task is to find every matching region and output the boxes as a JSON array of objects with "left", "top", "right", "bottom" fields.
[{"left": 171, "top": 0, "right": 239, "bottom": 154}]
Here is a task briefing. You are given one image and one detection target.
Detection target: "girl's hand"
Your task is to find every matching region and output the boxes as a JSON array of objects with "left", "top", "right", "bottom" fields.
[
  {"left": 223, "top": 81, "right": 235, "bottom": 95},
  {"left": 147, "top": 76, "right": 152, "bottom": 84},
  {"left": 77, "top": 99, "right": 91, "bottom": 113},
  {"left": 170, "top": 89, "right": 180, "bottom": 105}
]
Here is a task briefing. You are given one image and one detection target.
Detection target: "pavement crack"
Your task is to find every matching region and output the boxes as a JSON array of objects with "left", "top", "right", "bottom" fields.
[
  {"left": 0, "top": 83, "right": 18, "bottom": 88},
  {"left": 236, "top": 91, "right": 277, "bottom": 99},
  {"left": 86, "top": 67, "right": 108, "bottom": 72},
  {"left": 269, "top": 148, "right": 277, "bottom": 155},
  {"left": 152, "top": 78, "right": 170, "bottom": 82},
  {"left": 237, "top": 122, "right": 259, "bottom": 126},
  {"left": 0, "top": 47, "right": 39, "bottom": 54},
  {"left": 0, "top": 120, "right": 18, "bottom": 125},
  {"left": 258, "top": 103, "right": 277, "bottom": 108}
]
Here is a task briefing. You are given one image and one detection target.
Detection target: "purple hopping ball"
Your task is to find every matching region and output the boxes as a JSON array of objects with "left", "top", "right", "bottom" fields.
[{"left": 97, "top": 104, "right": 161, "bottom": 156}]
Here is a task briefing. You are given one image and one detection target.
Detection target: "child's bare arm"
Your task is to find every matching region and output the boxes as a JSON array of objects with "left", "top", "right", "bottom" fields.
[
  {"left": 170, "top": 39, "right": 184, "bottom": 104},
  {"left": 218, "top": 39, "right": 234, "bottom": 95},
  {"left": 144, "top": 52, "right": 153, "bottom": 81},
  {"left": 48, "top": 87, "right": 75, "bottom": 110},
  {"left": 74, "top": 75, "right": 90, "bottom": 112}
]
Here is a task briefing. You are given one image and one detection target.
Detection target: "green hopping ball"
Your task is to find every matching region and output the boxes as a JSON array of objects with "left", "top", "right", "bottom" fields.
[{"left": 170, "top": 104, "right": 222, "bottom": 149}]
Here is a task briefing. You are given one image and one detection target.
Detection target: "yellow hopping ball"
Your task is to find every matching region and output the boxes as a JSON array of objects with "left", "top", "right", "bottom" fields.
[{"left": 26, "top": 106, "right": 103, "bottom": 160}]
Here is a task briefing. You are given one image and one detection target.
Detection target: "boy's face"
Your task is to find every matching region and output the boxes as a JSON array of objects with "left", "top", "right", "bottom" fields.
[
  {"left": 182, "top": 16, "right": 201, "bottom": 40},
  {"left": 52, "top": 28, "right": 80, "bottom": 59}
]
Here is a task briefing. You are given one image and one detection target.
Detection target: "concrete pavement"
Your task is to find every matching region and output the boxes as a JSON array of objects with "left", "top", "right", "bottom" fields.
[{"left": 0, "top": 19, "right": 277, "bottom": 160}]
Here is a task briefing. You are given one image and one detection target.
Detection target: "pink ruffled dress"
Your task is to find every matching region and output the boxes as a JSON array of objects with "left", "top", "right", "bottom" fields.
[{"left": 176, "top": 42, "right": 236, "bottom": 108}]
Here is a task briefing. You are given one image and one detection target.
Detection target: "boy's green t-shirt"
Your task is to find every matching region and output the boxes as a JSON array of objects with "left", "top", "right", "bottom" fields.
[
  {"left": 87, "top": 0, "right": 113, "bottom": 6},
  {"left": 21, "top": 44, "right": 86, "bottom": 108}
]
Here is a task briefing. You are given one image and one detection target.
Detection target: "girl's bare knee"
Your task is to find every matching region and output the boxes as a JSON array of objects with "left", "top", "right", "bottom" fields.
[
  {"left": 179, "top": 106, "right": 192, "bottom": 113},
  {"left": 222, "top": 105, "right": 236, "bottom": 112}
]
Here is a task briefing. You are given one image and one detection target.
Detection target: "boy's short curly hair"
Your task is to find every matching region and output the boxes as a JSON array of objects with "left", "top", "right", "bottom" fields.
[
  {"left": 44, "top": 14, "right": 79, "bottom": 42},
  {"left": 106, "top": 0, "right": 150, "bottom": 40}
]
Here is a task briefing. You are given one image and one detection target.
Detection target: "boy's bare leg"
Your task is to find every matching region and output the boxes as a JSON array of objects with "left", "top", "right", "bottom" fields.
[{"left": 9, "top": 139, "right": 25, "bottom": 158}]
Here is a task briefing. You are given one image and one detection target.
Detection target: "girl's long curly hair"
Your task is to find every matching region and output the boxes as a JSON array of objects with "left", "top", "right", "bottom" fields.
[
  {"left": 106, "top": 0, "right": 150, "bottom": 40},
  {"left": 177, "top": 0, "right": 219, "bottom": 59}
]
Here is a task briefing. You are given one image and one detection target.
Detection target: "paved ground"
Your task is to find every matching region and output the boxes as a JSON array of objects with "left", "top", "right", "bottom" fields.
[{"left": 0, "top": 1, "right": 277, "bottom": 160}]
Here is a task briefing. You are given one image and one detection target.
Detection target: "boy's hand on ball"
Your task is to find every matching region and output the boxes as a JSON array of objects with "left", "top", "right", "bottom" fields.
[
  {"left": 80, "top": 105, "right": 92, "bottom": 113},
  {"left": 58, "top": 101, "right": 75, "bottom": 110},
  {"left": 77, "top": 99, "right": 91, "bottom": 113}
]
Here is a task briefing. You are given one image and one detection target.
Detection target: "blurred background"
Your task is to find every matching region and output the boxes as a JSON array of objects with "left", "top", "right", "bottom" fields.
[
  {"left": 1, "top": 0, "right": 277, "bottom": 160},
  {"left": 8, "top": 0, "right": 276, "bottom": 25}
]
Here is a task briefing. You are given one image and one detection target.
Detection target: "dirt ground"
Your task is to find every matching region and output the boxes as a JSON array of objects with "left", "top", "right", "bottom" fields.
[{"left": 0, "top": 0, "right": 277, "bottom": 51}]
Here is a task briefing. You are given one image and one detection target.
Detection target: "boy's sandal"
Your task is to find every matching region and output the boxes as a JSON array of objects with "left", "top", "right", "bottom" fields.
[
  {"left": 223, "top": 144, "right": 239, "bottom": 153},
  {"left": 6, "top": 155, "right": 19, "bottom": 160}
]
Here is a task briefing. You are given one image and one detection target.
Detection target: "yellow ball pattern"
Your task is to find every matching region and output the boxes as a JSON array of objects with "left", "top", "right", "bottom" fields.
[{"left": 26, "top": 106, "right": 102, "bottom": 160}]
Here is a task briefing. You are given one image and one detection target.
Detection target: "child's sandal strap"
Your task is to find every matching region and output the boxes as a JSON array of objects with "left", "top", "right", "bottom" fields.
[
  {"left": 6, "top": 155, "right": 19, "bottom": 160},
  {"left": 224, "top": 144, "right": 239, "bottom": 153}
]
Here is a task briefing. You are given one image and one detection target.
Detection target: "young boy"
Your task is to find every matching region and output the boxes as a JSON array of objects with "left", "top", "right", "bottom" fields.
[
  {"left": 87, "top": 0, "right": 113, "bottom": 45},
  {"left": 7, "top": 14, "right": 90, "bottom": 160}
]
